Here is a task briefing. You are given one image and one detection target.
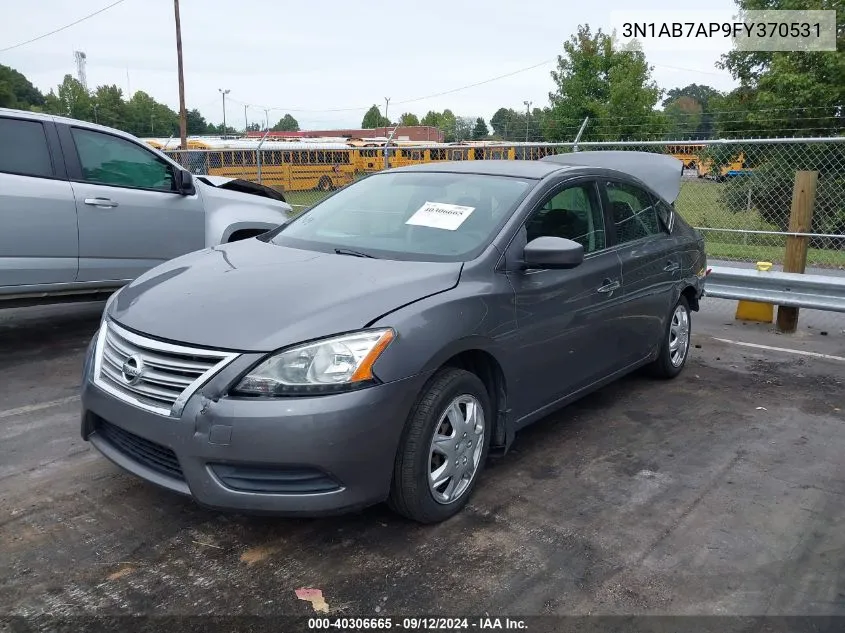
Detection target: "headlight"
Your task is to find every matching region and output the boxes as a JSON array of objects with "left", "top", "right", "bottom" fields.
[{"left": 231, "top": 328, "right": 395, "bottom": 397}]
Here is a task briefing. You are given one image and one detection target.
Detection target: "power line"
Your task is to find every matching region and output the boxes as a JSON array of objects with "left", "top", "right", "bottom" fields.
[
  {"left": 653, "top": 63, "right": 727, "bottom": 77},
  {"left": 229, "top": 59, "right": 558, "bottom": 115},
  {"left": 394, "top": 59, "right": 556, "bottom": 106},
  {"left": 221, "top": 59, "right": 733, "bottom": 116},
  {"left": 0, "top": 0, "right": 128, "bottom": 53}
]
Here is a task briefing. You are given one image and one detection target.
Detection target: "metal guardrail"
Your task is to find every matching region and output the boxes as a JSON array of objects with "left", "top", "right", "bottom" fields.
[{"left": 705, "top": 266, "right": 845, "bottom": 313}]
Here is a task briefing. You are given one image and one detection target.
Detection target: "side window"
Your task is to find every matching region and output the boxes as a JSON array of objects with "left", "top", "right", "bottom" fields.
[
  {"left": 525, "top": 183, "right": 606, "bottom": 254},
  {"left": 71, "top": 128, "right": 176, "bottom": 191},
  {"left": 0, "top": 119, "right": 53, "bottom": 178},
  {"left": 654, "top": 198, "right": 673, "bottom": 230},
  {"left": 605, "top": 181, "right": 662, "bottom": 244}
]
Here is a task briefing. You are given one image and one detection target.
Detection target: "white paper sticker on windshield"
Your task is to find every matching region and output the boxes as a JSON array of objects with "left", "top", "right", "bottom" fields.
[{"left": 405, "top": 201, "right": 476, "bottom": 231}]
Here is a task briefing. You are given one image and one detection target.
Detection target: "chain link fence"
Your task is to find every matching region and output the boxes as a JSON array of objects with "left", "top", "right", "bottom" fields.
[{"left": 164, "top": 136, "right": 845, "bottom": 271}]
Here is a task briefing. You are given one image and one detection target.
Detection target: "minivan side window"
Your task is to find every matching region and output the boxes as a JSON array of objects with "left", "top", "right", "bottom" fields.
[
  {"left": 525, "top": 182, "right": 606, "bottom": 254},
  {"left": 605, "top": 181, "right": 662, "bottom": 244},
  {"left": 0, "top": 119, "right": 53, "bottom": 178},
  {"left": 71, "top": 128, "right": 176, "bottom": 192}
]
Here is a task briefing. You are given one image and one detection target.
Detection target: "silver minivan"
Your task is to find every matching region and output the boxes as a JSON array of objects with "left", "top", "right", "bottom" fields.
[{"left": 0, "top": 108, "right": 294, "bottom": 307}]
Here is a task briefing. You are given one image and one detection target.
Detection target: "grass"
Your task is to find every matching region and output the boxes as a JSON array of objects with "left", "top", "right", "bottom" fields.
[
  {"left": 675, "top": 179, "right": 845, "bottom": 268},
  {"left": 703, "top": 242, "right": 845, "bottom": 268}
]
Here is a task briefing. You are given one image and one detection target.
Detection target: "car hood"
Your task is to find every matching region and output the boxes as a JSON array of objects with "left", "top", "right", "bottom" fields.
[
  {"left": 195, "top": 177, "right": 294, "bottom": 217},
  {"left": 107, "top": 239, "right": 462, "bottom": 352}
]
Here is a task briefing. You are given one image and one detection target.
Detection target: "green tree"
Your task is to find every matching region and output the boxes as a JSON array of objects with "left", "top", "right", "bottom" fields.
[
  {"left": 186, "top": 108, "right": 211, "bottom": 135},
  {"left": 0, "top": 83, "right": 15, "bottom": 109},
  {"left": 451, "top": 116, "right": 473, "bottom": 141},
  {"left": 207, "top": 122, "right": 239, "bottom": 135},
  {"left": 545, "top": 25, "right": 664, "bottom": 141},
  {"left": 663, "top": 96, "right": 703, "bottom": 139},
  {"left": 716, "top": 0, "right": 844, "bottom": 137},
  {"left": 490, "top": 107, "right": 518, "bottom": 138},
  {"left": 124, "top": 91, "right": 178, "bottom": 137},
  {"left": 420, "top": 110, "right": 442, "bottom": 127},
  {"left": 663, "top": 83, "right": 722, "bottom": 138},
  {"left": 271, "top": 113, "right": 300, "bottom": 131},
  {"left": 704, "top": 0, "right": 845, "bottom": 239},
  {"left": 472, "top": 117, "right": 489, "bottom": 139},
  {"left": 361, "top": 104, "right": 389, "bottom": 128},
  {"left": 92, "top": 85, "right": 127, "bottom": 129},
  {"left": 43, "top": 90, "right": 63, "bottom": 115},
  {"left": 0, "top": 64, "right": 45, "bottom": 109},
  {"left": 398, "top": 112, "right": 420, "bottom": 126},
  {"left": 439, "top": 109, "right": 458, "bottom": 141},
  {"left": 51, "top": 75, "right": 93, "bottom": 120}
]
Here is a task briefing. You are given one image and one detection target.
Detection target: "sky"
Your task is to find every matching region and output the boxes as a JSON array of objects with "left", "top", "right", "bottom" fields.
[{"left": 0, "top": 0, "right": 741, "bottom": 132}]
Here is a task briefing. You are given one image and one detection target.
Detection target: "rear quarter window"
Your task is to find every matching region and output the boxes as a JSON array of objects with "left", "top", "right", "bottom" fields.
[{"left": 0, "top": 118, "right": 53, "bottom": 178}]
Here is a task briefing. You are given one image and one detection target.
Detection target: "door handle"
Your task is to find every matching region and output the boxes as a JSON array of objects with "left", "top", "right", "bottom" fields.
[
  {"left": 597, "top": 280, "right": 620, "bottom": 294},
  {"left": 664, "top": 261, "right": 680, "bottom": 272},
  {"left": 84, "top": 197, "right": 119, "bottom": 208}
]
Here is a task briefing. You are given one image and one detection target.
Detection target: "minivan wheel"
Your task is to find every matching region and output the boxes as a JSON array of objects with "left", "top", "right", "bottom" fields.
[
  {"left": 388, "top": 368, "right": 492, "bottom": 523},
  {"left": 649, "top": 296, "right": 691, "bottom": 379}
]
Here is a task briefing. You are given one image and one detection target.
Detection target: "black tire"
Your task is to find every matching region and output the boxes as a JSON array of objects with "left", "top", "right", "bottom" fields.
[
  {"left": 388, "top": 368, "right": 492, "bottom": 524},
  {"left": 317, "top": 176, "right": 333, "bottom": 191},
  {"left": 648, "top": 296, "right": 691, "bottom": 379}
]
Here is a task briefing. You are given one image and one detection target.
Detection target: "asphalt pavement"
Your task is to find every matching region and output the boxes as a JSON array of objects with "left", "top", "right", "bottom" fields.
[{"left": 1, "top": 299, "right": 844, "bottom": 624}]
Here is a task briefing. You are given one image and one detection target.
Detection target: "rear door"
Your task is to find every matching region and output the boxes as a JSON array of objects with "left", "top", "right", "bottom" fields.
[
  {"left": 58, "top": 124, "right": 206, "bottom": 283},
  {"left": 601, "top": 179, "right": 678, "bottom": 360},
  {"left": 0, "top": 116, "right": 78, "bottom": 288}
]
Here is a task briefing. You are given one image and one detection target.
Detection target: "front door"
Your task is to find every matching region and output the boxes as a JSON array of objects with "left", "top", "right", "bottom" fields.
[
  {"left": 503, "top": 180, "right": 624, "bottom": 420},
  {"left": 60, "top": 125, "right": 206, "bottom": 283}
]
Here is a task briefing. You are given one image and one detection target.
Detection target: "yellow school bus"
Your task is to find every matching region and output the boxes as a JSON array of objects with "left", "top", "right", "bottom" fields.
[
  {"left": 697, "top": 151, "right": 753, "bottom": 180},
  {"left": 142, "top": 137, "right": 217, "bottom": 151},
  {"left": 166, "top": 139, "right": 359, "bottom": 192},
  {"left": 386, "top": 142, "right": 563, "bottom": 167},
  {"left": 663, "top": 144, "right": 707, "bottom": 169}
]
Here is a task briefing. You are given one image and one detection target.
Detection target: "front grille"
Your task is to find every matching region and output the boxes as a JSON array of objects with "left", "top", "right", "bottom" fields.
[
  {"left": 94, "top": 321, "right": 237, "bottom": 416},
  {"left": 210, "top": 463, "right": 342, "bottom": 494},
  {"left": 95, "top": 417, "right": 184, "bottom": 481}
]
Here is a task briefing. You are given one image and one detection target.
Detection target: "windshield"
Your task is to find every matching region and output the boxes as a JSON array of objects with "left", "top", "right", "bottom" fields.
[{"left": 269, "top": 171, "right": 533, "bottom": 261}]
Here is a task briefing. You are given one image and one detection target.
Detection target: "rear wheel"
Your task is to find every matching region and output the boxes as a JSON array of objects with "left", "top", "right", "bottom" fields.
[
  {"left": 388, "top": 368, "right": 492, "bottom": 523},
  {"left": 649, "top": 296, "right": 691, "bottom": 379},
  {"left": 317, "top": 176, "right": 333, "bottom": 191}
]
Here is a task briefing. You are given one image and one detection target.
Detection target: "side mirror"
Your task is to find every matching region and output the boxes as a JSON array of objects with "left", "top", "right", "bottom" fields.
[
  {"left": 523, "top": 236, "right": 584, "bottom": 270},
  {"left": 174, "top": 168, "right": 196, "bottom": 196}
]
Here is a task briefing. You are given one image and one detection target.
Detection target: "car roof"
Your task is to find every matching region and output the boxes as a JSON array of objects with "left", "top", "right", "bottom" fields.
[
  {"left": 386, "top": 159, "right": 572, "bottom": 179},
  {"left": 0, "top": 107, "right": 143, "bottom": 140}
]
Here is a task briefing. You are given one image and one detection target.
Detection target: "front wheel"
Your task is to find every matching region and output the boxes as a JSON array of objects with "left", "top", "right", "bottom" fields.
[
  {"left": 649, "top": 296, "right": 691, "bottom": 379},
  {"left": 388, "top": 368, "right": 492, "bottom": 523}
]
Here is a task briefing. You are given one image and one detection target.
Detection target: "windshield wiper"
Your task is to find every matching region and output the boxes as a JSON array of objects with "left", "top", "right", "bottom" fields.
[{"left": 334, "top": 248, "right": 378, "bottom": 259}]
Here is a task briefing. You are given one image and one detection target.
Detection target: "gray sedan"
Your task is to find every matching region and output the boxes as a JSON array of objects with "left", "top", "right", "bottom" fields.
[{"left": 80, "top": 151, "right": 706, "bottom": 523}]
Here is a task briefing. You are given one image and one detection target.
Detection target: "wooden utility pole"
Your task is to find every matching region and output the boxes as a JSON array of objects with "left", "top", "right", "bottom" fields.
[
  {"left": 174, "top": 0, "right": 187, "bottom": 150},
  {"left": 776, "top": 170, "right": 819, "bottom": 333}
]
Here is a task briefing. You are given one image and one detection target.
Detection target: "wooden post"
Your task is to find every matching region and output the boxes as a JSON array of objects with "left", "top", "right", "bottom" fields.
[
  {"left": 776, "top": 170, "right": 818, "bottom": 333},
  {"left": 174, "top": 0, "right": 187, "bottom": 150}
]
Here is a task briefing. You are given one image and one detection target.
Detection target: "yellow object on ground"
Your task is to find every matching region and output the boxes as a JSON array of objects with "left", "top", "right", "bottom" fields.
[{"left": 735, "top": 261, "right": 774, "bottom": 323}]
